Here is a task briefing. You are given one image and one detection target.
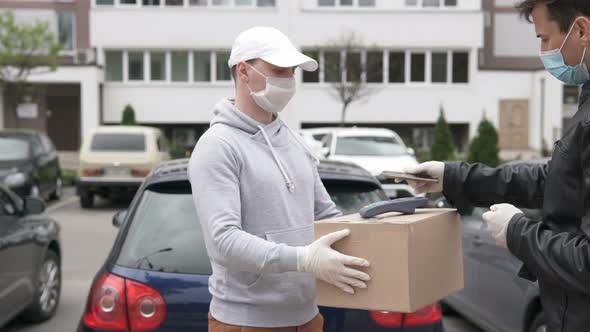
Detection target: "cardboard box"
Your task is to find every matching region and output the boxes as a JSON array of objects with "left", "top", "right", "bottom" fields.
[{"left": 314, "top": 208, "right": 463, "bottom": 313}]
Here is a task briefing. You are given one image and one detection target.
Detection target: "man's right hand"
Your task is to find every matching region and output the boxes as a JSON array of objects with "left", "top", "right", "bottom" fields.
[
  {"left": 297, "top": 229, "right": 370, "bottom": 294},
  {"left": 401, "top": 161, "right": 445, "bottom": 194}
]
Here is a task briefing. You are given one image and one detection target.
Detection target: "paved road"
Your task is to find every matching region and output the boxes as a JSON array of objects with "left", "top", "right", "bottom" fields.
[{"left": 4, "top": 188, "right": 483, "bottom": 332}]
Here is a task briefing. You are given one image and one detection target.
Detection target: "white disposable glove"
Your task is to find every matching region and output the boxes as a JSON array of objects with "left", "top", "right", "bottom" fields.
[
  {"left": 482, "top": 203, "right": 523, "bottom": 248},
  {"left": 297, "top": 229, "right": 371, "bottom": 294},
  {"left": 399, "top": 161, "right": 445, "bottom": 195}
]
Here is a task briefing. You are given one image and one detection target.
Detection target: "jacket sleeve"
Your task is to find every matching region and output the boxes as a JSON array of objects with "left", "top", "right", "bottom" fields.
[
  {"left": 188, "top": 135, "right": 299, "bottom": 274},
  {"left": 506, "top": 123, "right": 590, "bottom": 294},
  {"left": 443, "top": 161, "right": 548, "bottom": 214},
  {"left": 313, "top": 165, "right": 342, "bottom": 220}
]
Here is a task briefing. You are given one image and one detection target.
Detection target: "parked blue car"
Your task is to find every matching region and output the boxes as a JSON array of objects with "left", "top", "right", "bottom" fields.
[{"left": 77, "top": 159, "right": 443, "bottom": 332}]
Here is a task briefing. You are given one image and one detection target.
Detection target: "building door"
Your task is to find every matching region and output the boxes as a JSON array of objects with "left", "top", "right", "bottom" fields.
[
  {"left": 499, "top": 99, "right": 529, "bottom": 150},
  {"left": 46, "top": 94, "right": 81, "bottom": 151}
]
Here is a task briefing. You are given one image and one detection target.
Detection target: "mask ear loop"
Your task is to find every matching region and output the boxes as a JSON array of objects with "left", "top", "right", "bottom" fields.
[
  {"left": 560, "top": 21, "right": 577, "bottom": 50},
  {"left": 580, "top": 47, "right": 588, "bottom": 65}
]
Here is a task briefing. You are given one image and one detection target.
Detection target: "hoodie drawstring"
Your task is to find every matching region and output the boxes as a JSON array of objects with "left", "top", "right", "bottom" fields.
[{"left": 257, "top": 125, "right": 296, "bottom": 193}]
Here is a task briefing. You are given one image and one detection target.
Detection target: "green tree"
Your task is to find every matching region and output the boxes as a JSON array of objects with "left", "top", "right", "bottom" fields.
[
  {"left": 121, "top": 105, "right": 137, "bottom": 125},
  {"left": 430, "top": 106, "right": 455, "bottom": 161},
  {"left": 0, "top": 11, "right": 61, "bottom": 114},
  {"left": 467, "top": 117, "right": 500, "bottom": 167}
]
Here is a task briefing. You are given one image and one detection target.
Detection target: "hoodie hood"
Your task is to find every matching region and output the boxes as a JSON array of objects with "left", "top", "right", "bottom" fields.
[{"left": 209, "top": 99, "right": 318, "bottom": 193}]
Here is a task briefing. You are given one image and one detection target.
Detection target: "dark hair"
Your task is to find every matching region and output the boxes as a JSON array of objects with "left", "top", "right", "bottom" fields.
[{"left": 516, "top": 0, "right": 590, "bottom": 32}]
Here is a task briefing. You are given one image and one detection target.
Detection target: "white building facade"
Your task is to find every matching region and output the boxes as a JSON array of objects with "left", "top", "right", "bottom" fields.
[{"left": 90, "top": 0, "right": 565, "bottom": 157}]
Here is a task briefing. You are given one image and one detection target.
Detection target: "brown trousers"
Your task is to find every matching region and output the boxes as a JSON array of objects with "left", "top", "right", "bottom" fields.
[{"left": 208, "top": 313, "right": 324, "bottom": 332}]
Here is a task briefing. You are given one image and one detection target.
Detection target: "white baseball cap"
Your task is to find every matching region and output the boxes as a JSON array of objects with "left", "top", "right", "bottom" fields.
[{"left": 228, "top": 26, "right": 318, "bottom": 72}]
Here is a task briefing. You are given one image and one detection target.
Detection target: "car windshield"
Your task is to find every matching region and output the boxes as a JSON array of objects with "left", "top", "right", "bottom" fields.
[
  {"left": 335, "top": 136, "right": 407, "bottom": 156},
  {"left": 324, "top": 180, "right": 388, "bottom": 215},
  {"left": 0, "top": 137, "right": 29, "bottom": 160},
  {"left": 91, "top": 133, "right": 146, "bottom": 152}
]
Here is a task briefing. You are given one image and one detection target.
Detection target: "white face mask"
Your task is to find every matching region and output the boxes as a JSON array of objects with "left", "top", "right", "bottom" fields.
[{"left": 246, "top": 63, "right": 296, "bottom": 113}]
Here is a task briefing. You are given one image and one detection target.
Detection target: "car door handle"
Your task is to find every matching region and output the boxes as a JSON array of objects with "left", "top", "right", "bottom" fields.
[{"left": 473, "top": 235, "right": 484, "bottom": 247}]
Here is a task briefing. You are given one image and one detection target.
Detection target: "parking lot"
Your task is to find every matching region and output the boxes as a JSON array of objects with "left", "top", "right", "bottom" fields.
[{"left": 3, "top": 188, "right": 482, "bottom": 332}]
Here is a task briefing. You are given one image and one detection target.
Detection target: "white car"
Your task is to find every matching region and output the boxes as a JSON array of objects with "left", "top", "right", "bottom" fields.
[{"left": 301, "top": 127, "right": 419, "bottom": 198}]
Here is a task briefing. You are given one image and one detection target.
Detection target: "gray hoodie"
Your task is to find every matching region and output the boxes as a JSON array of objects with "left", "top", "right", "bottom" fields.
[{"left": 188, "top": 99, "right": 341, "bottom": 328}]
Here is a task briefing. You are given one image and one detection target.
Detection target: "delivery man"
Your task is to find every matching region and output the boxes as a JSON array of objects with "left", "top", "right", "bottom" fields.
[{"left": 403, "top": 1, "right": 590, "bottom": 331}]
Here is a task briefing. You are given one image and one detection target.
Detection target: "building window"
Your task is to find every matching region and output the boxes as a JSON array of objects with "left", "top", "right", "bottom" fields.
[
  {"left": 120, "top": 0, "right": 138, "bottom": 4},
  {"left": 431, "top": 52, "right": 448, "bottom": 83},
  {"left": 215, "top": 51, "right": 231, "bottom": 81},
  {"left": 128, "top": 52, "right": 145, "bottom": 81},
  {"left": 346, "top": 52, "right": 362, "bottom": 82},
  {"left": 194, "top": 51, "right": 211, "bottom": 82},
  {"left": 318, "top": 0, "right": 335, "bottom": 6},
  {"left": 96, "top": 0, "right": 115, "bottom": 4},
  {"left": 257, "top": 0, "right": 275, "bottom": 6},
  {"left": 57, "top": 12, "right": 75, "bottom": 51},
  {"left": 410, "top": 52, "right": 425, "bottom": 82},
  {"left": 303, "top": 50, "right": 320, "bottom": 83},
  {"left": 445, "top": 0, "right": 457, "bottom": 6},
  {"left": 106, "top": 51, "right": 123, "bottom": 82},
  {"left": 212, "top": 0, "right": 230, "bottom": 5},
  {"left": 366, "top": 51, "right": 383, "bottom": 83},
  {"left": 143, "top": 0, "right": 160, "bottom": 5},
  {"left": 236, "top": 0, "right": 253, "bottom": 5},
  {"left": 171, "top": 51, "right": 189, "bottom": 82},
  {"left": 165, "top": 0, "right": 184, "bottom": 5},
  {"left": 422, "top": 0, "right": 440, "bottom": 7},
  {"left": 388, "top": 52, "right": 405, "bottom": 83},
  {"left": 318, "top": 0, "right": 374, "bottom": 7},
  {"left": 189, "top": 0, "right": 207, "bottom": 5},
  {"left": 452, "top": 52, "right": 469, "bottom": 83},
  {"left": 150, "top": 52, "right": 166, "bottom": 81},
  {"left": 324, "top": 51, "right": 342, "bottom": 83},
  {"left": 358, "top": 0, "right": 375, "bottom": 6}
]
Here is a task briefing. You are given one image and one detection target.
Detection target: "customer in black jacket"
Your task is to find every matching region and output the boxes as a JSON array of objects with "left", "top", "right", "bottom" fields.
[{"left": 403, "top": 1, "right": 590, "bottom": 331}]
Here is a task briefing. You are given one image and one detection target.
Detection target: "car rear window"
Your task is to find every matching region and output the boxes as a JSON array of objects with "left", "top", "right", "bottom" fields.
[
  {"left": 0, "top": 137, "right": 29, "bottom": 160},
  {"left": 90, "top": 133, "right": 146, "bottom": 152},
  {"left": 116, "top": 185, "right": 211, "bottom": 275},
  {"left": 323, "top": 180, "right": 388, "bottom": 215}
]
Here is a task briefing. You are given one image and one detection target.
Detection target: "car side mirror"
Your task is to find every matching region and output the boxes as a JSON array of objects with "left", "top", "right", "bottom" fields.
[
  {"left": 321, "top": 147, "right": 330, "bottom": 157},
  {"left": 24, "top": 197, "right": 45, "bottom": 215},
  {"left": 407, "top": 147, "right": 416, "bottom": 156},
  {"left": 112, "top": 210, "right": 128, "bottom": 228}
]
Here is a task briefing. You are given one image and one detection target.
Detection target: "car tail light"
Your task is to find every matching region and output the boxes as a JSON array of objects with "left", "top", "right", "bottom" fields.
[
  {"left": 126, "top": 279, "right": 166, "bottom": 331},
  {"left": 369, "top": 311, "right": 404, "bottom": 327},
  {"left": 370, "top": 303, "right": 442, "bottom": 328},
  {"left": 403, "top": 303, "right": 442, "bottom": 326},
  {"left": 83, "top": 272, "right": 166, "bottom": 331},
  {"left": 83, "top": 273, "right": 128, "bottom": 330},
  {"left": 132, "top": 169, "right": 151, "bottom": 177},
  {"left": 83, "top": 168, "right": 104, "bottom": 177}
]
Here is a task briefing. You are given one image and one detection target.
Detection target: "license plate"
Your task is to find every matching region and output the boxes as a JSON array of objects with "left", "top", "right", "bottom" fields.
[{"left": 106, "top": 168, "right": 130, "bottom": 176}]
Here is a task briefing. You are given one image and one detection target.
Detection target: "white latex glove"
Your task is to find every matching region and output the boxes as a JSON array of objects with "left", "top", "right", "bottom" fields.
[
  {"left": 297, "top": 229, "right": 371, "bottom": 294},
  {"left": 482, "top": 204, "right": 523, "bottom": 248},
  {"left": 399, "top": 161, "right": 445, "bottom": 195}
]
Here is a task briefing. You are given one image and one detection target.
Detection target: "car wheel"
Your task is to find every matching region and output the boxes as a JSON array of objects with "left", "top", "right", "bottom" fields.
[
  {"left": 529, "top": 312, "right": 547, "bottom": 332},
  {"left": 80, "top": 190, "right": 94, "bottom": 209},
  {"left": 49, "top": 177, "right": 62, "bottom": 201},
  {"left": 20, "top": 250, "right": 61, "bottom": 323}
]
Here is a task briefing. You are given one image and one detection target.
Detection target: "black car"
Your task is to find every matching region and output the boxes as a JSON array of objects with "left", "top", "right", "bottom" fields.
[
  {"left": 78, "top": 159, "right": 444, "bottom": 332},
  {"left": 0, "top": 130, "right": 62, "bottom": 201},
  {"left": 0, "top": 185, "right": 62, "bottom": 327}
]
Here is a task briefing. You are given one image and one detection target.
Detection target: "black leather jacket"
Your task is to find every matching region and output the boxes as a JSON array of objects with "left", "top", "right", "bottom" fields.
[{"left": 443, "top": 82, "right": 590, "bottom": 332}]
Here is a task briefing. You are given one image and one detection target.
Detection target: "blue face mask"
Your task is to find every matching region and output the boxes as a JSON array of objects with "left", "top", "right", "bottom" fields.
[{"left": 540, "top": 22, "right": 589, "bottom": 85}]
